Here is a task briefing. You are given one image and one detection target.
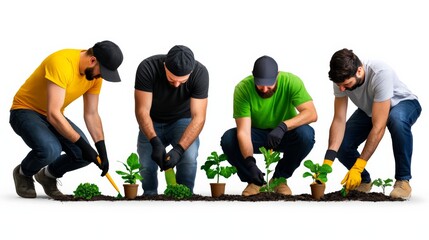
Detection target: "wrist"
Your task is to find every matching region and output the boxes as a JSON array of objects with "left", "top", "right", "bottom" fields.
[
  {"left": 174, "top": 143, "right": 185, "bottom": 155},
  {"left": 354, "top": 158, "right": 367, "bottom": 171},
  {"left": 278, "top": 122, "right": 288, "bottom": 132},
  {"left": 95, "top": 140, "right": 107, "bottom": 157},
  {"left": 244, "top": 156, "right": 256, "bottom": 168},
  {"left": 324, "top": 149, "right": 337, "bottom": 161}
]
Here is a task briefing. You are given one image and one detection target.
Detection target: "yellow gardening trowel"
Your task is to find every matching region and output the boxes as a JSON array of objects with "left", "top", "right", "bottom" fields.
[{"left": 97, "top": 156, "right": 123, "bottom": 198}]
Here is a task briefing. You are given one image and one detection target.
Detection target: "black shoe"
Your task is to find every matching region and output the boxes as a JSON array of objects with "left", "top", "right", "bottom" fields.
[
  {"left": 13, "top": 164, "right": 36, "bottom": 198},
  {"left": 35, "top": 168, "right": 64, "bottom": 199}
]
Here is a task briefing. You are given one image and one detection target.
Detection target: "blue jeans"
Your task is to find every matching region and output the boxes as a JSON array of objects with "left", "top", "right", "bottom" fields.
[
  {"left": 9, "top": 109, "right": 90, "bottom": 177},
  {"left": 137, "top": 118, "right": 199, "bottom": 195},
  {"left": 220, "top": 125, "right": 315, "bottom": 182},
  {"left": 337, "top": 99, "right": 422, "bottom": 182}
]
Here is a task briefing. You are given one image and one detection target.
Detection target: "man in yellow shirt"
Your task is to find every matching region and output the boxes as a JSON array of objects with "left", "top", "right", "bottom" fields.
[{"left": 10, "top": 40, "right": 123, "bottom": 199}]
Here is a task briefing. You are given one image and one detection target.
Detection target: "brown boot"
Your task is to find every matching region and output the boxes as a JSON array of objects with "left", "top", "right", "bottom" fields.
[
  {"left": 274, "top": 182, "right": 292, "bottom": 196},
  {"left": 390, "top": 180, "right": 411, "bottom": 200},
  {"left": 355, "top": 182, "right": 372, "bottom": 193},
  {"left": 242, "top": 183, "right": 260, "bottom": 196},
  {"left": 35, "top": 168, "right": 64, "bottom": 199}
]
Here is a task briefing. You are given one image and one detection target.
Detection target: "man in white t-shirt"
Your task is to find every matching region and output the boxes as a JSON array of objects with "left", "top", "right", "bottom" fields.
[{"left": 321, "top": 48, "right": 421, "bottom": 200}]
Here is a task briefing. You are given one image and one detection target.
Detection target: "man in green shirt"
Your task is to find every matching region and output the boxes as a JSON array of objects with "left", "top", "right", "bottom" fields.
[{"left": 221, "top": 55, "right": 317, "bottom": 196}]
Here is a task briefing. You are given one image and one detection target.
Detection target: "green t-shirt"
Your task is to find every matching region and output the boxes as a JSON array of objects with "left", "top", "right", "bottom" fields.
[{"left": 233, "top": 71, "right": 312, "bottom": 129}]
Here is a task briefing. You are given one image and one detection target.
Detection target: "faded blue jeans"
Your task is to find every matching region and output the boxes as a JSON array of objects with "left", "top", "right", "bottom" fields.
[
  {"left": 137, "top": 118, "right": 199, "bottom": 195},
  {"left": 9, "top": 109, "right": 90, "bottom": 177},
  {"left": 337, "top": 99, "right": 422, "bottom": 183},
  {"left": 220, "top": 125, "right": 315, "bottom": 183}
]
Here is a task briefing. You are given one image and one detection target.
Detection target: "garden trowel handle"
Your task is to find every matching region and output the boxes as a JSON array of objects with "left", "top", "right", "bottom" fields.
[{"left": 97, "top": 156, "right": 121, "bottom": 195}]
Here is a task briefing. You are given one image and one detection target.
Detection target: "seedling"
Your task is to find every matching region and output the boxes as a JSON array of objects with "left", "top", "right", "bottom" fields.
[
  {"left": 164, "top": 184, "right": 192, "bottom": 199},
  {"left": 302, "top": 159, "right": 332, "bottom": 184},
  {"left": 116, "top": 153, "right": 143, "bottom": 184},
  {"left": 163, "top": 166, "right": 192, "bottom": 199},
  {"left": 200, "top": 151, "right": 237, "bottom": 183},
  {"left": 73, "top": 182, "right": 101, "bottom": 200},
  {"left": 259, "top": 146, "right": 286, "bottom": 193},
  {"left": 372, "top": 178, "right": 393, "bottom": 195}
]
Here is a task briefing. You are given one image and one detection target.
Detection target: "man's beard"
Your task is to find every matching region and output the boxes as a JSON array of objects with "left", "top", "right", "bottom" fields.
[
  {"left": 346, "top": 76, "right": 364, "bottom": 91},
  {"left": 85, "top": 67, "right": 96, "bottom": 80},
  {"left": 255, "top": 84, "right": 277, "bottom": 98}
]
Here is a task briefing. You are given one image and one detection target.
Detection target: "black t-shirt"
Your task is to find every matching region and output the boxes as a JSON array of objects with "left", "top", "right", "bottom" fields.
[{"left": 135, "top": 54, "right": 209, "bottom": 123}]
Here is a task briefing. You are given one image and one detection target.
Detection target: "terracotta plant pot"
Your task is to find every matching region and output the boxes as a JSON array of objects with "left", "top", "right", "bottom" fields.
[
  {"left": 310, "top": 182, "right": 326, "bottom": 200},
  {"left": 123, "top": 184, "right": 139, "bottom": 200},
  {"left": 210, "top": 183, "right": 226, "bottom": 197}
]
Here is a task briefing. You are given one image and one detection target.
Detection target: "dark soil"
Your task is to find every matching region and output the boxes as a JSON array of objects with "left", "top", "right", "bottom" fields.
[{"left": 53, "top": 190, "right": 405, "bottom": 202}]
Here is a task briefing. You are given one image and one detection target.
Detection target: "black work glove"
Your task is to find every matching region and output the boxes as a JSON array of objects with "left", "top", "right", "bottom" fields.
[
  {"left": 150, "top": 136, "right": 166, "bottom": 171},
  {"left": 164, "top": 144, "right": 185, "bottom": 170},
  {"left": 75, "top": 136, "right": 98, "bottom": 166},
  {"left": 243, "top": 156, "right": 265, "bottom": 186},
  {"left": 95, "top": 140, "right": 109, "bottom": 177},
  {"left": 266, "top": 122, "right": 288, "bottom": 149}
]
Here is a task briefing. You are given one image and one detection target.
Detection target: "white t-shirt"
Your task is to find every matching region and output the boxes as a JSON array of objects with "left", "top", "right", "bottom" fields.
[{"left": 333, "top": 60, "right": 417, "bottom": 117}]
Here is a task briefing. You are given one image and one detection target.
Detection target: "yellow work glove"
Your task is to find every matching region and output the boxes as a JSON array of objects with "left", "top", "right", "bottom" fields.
[
  {"left": 341, "top": 158, "right": 367, "bottom": 191},
  {"left": 323, "top": 159, "right": 333, "bottom": 167},
  {"left": 323, "top": 149, "right": 337, "bottom": 167}
]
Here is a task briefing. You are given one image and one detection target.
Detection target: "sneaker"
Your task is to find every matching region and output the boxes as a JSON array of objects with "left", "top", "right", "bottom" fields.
[
  {"left": 390, "top": 180, "right": 411, "bottom": 200},
  {"left": 355, "top": 182, "right": 372, "bottom": 193},
  {"left": 274, "top": 182, "right": 292, "bottom": 196},
  {"left": 34, "top": 168, "right": 64, "bottom": 198},
  {"left": 13, "top": 164, "right": 36, "bottom": 198},
  {"left": 242, "top": 183, "right": 260, "bottom": 196}
]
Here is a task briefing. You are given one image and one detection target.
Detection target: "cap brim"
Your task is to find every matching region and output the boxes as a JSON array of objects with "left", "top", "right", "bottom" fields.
[
  {"left": 254, "top": 77, "right": 276, "bottom": 86},
  {"left": 100, "top": 64, "right": 121, "bottom": 82}
]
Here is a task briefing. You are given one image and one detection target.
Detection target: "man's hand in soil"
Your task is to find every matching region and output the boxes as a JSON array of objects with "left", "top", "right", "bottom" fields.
[
  {"left": 243, "top": 156, "right": 265, "bottom": 186},
  {"left": 164, "top": 144, "right": 185, "bottom": 170},
  {"left": 150, "top": 136, "right": 166, "bottom": 171},
  {"left": 341, "top": 158, "right": 367, "bottom": 191}
]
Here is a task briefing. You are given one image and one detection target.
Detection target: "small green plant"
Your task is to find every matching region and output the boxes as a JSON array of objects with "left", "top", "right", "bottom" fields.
[
  {"left": 302, "top": 159, "right": 332, "bottom": 184},
  {"left": 259, "top": 146, "right": 286, "bottom": 193},
  {"left": 200, "top": 151, "right": 237, "bottom": 183},
  {"left": 116, "top": 152, "right": 143, "bottom": 184},
  {"left": 164, "top": 184, "right": 192, "bottom": 199},
  {"left": 372, "top": 178, "right": 393, "bottom": 195},
  {"left": 73, "top": 182, "right": 101, "bottom": 200}
]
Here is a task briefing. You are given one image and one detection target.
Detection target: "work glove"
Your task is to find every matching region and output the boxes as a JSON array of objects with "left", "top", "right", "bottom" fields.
[
  {"left": 323, "top": 149, "right": 337, "bottom": 167},
  {"left": 341, "top": 158, "right": 367, "bottom": 191},
  {"left": 164, "top": 144, "right": 185, "bottom": 170},
  {"left": 75, "top": 136, "right": 99, "bottom": 167},
  {"left": 150, "top": 136, "right": 166, "bottom": 171},
  {"left": 243, "top": 156, "right": 265, "bottom": 186},
  {"left": 266, "top": 122, "right": 287, "bottom": 149},
  {"left": 95, "top": 140, "right": 109, "bottom": 177}
]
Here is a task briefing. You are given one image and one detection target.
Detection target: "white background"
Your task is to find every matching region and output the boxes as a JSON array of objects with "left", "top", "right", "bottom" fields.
[{"left": 1, "top": 0, "right": 427, "bottom": 239}]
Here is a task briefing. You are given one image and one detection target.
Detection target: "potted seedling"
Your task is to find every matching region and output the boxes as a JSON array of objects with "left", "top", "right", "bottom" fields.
[
  {"left": 259, "top": 147, "right": 286, "bottom": 193},
  {"left": 303, "top": 159, "right": 332, "bottom": 200},
  {"left": 372, "top": 178, "right": 393, "bottom": 195},
  {"left": 115, "top": 152, "right": 143, "bottom": 200},
  {"left": 200, "top": 151, "right": 237, "bottom": 197}
]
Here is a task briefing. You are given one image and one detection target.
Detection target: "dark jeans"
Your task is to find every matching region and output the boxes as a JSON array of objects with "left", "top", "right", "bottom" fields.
[
  {"left": 9, "top": 109, "right": 90, "bottom": 177},
  {"left": 220, "top": 125, "right": 315, "bottom": 183},
  {"left": 137, "top": 118, "right": 199, "bottom": 195},
  {"left": 337, "top": 99, "right": 422, "bottom": 182}
]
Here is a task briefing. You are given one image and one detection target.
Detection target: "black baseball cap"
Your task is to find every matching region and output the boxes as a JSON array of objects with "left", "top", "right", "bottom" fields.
[
  {"left": 93, "top": 40, "right": 123, "bottom": 82},
  {"left": 252, "top": 55, "right": 278, "bottom": 86},
  {"left": 165, "top": 45, "right": 195, "bottom": 76}
]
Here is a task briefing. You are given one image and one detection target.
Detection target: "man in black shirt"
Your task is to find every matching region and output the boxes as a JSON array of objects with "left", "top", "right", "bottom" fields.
[{"left": 134, "top": 45, "right": 209, "bottom": 195}]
